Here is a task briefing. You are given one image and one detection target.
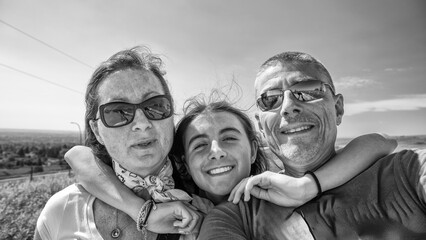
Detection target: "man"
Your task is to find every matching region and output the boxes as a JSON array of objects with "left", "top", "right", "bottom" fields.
[{"left": 199, "top": 52, "right": 426, "bottom": 239}]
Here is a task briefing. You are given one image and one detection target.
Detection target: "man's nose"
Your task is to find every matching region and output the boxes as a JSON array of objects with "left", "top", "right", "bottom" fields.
[
  {"left": 280, "top": 90, "right": 302, "bottom": 118},
  {"left": 132, "top": 108, "right": 153, "bottom": 131},
  {"left": 208, "top": 140, "right": 226, "bottom": 161}
]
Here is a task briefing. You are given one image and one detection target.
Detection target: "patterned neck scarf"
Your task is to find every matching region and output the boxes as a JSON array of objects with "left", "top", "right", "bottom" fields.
[{"left": 112, "top": 157, "right": 192, "bottom": 202}]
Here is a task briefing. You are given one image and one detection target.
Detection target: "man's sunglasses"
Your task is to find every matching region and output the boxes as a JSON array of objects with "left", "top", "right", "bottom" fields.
[
  {"left": 256, "top": 80, "right": 335, "bottom": 112},
  {"left": 95, "top": 95, "right": 173, "bottom": 128}
]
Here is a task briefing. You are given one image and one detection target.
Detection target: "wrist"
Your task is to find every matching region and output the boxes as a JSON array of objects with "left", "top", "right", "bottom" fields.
[
  {"left": 305, "top": 171, "right": 322, "bottom": 199},
  {"left": 300, "top": 174, "right": 318, "bottom": 201},
  {"left": 128, "top": 198, "right": 146, "bottom": 222}
]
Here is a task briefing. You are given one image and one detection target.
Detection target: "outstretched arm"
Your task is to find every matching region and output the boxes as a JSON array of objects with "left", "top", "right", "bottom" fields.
[
  {"left": 229, "top": 133, "right": 397, "bottom": 206},
  {"left": 64, "top": 146, "right": 201, "bottom": 234},
  {"left": 315, "top": 133, "right": 397, "bottom": 192}
]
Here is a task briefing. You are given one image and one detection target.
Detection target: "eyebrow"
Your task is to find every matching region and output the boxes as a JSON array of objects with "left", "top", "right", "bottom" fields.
[
  {"left": 187, "top": 127, "right": 242, "bottom": 147},
  {"left": 219, "top": 127, "right": 242, "bottom": 135},
  {"left": 187, "top": 134, "right": 208, "bottom": 148},
  {"left": 106, "top": 91, "right": 163, "bottom": 103}
]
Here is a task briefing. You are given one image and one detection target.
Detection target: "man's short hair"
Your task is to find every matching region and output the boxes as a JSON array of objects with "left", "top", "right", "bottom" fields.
[{"left": 258, "top": 51, "right": 335, "bottom": 92}]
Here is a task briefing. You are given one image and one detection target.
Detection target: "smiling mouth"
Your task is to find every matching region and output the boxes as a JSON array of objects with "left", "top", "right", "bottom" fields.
[
  {"left": 281, "top": 125, "right": 314, "bottom": 134},
  {"left": 207, "top": 166, "right": 234, "bottom": 175}
]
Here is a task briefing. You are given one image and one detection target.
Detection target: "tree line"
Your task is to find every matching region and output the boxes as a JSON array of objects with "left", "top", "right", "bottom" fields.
[{"left": 0, "top": 143, "right": 73, "bottom": 169}]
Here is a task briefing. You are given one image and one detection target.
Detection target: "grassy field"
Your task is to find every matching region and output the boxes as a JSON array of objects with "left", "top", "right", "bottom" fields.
[{"left": 0, "top": 174, "right": 75, "bottom": 239}]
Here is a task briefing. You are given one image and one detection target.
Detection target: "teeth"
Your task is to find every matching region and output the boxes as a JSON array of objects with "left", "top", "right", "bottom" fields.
[
  {"left": 137, "top": 140, "right": 154, "bottom": 147},
  {"left": 208, "top": 166, "right": 233, "bottom": 175},
  {"left": 284, "top": 126, "right": 311, "bottom": 134}
]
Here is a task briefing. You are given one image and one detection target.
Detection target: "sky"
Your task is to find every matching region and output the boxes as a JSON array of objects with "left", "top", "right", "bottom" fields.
[{"left": 0, "top": 0, "right": 425, "bottom": 138}]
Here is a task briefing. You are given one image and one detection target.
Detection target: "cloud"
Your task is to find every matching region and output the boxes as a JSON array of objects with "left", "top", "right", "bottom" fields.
[
  {"left": 384, "top": 67, "right": 413, "bottom": 72},
  {"left": 345, "top": 94, "right": 426, "bottom": 116},
  {"left": 334, "top": 76, "right": 376, "bottom": 89}
]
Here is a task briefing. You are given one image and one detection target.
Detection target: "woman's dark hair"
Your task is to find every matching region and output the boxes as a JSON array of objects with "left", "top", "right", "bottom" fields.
[
  {"left": 84, "top": 46, "right": 172, "bottom": 167},
  {"left": 171, "top": 94, "right": 268, "bottom": 194}
]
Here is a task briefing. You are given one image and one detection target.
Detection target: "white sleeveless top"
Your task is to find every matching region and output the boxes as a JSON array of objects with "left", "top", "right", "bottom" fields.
[{"left": 37, "top": 184, "right": 103, "bottom": 239}]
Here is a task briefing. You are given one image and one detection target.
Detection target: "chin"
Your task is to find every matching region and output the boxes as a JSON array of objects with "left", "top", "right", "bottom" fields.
[
  {"left": 280, "top": 144, "right": 317, "bottom": 164},
  {"left": 212, "top": 188, "right": 232, "bottom": 196}
]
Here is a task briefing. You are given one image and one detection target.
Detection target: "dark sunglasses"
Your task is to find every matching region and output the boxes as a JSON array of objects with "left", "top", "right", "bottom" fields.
[
  {"left": 95, "top": 95, "right": 173, "bottom": 128},
  {"left": 256, "top": 80, "right": 335, "bottom": 112}
]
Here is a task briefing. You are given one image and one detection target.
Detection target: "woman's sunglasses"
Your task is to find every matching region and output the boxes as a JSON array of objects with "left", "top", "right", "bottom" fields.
[
  {"left": 95, "top": 95, "right": 173, "bottom": 128},
  {"left": 256, "top": 80, "right": 335, "bottom": 112}
]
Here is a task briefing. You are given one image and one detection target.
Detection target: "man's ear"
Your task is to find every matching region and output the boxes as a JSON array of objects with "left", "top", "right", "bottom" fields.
[
  {"left": 89, "top": 120, "right": 104, "bottom": 145},
  {"left": 250, "top": 140, "right": 258, "bottom": 164},
  {"left": 255, "top": 113, "right": 265, "bottom": 136},
  {"left": 334, "top": 94, "right": 344, "bottom": 126}
]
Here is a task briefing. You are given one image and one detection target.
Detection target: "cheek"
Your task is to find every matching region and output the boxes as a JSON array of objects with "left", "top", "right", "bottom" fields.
[
  {"left": 317, "top": 104, "right": 336, "bottom": 127},
  {"left": 186, "top": 155, "right": 208, "bottom": 185},
  {"left": 263, "top": 113, "right": 280, "bottom": 131},
  {"left": 156, "top": 120, "right": 174, "bottom": 149},
  {"left": 100, "top": 130, "right": 127, "bottom": 158},
  {"left": 234, "top": 146, "right": 253, "bottom": 176}
]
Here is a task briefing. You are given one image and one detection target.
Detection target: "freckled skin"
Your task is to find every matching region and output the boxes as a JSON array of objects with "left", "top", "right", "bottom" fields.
[
  {"left": 90, "top": 69, "right": 174, "bottom": 177},
  {"left": 183, "top": 112, "right": 256, "bottom": 202},
  {"left": 255, "top": 62, "right": 344, "bottom": 176}
]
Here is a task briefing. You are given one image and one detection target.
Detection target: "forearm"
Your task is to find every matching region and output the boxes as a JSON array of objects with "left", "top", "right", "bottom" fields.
[
  {"left": 315, "top": 133, "right": 397, "bottom": 192},
  {"left": 64, "top": 146, "right": 145, "bottom": 221}
]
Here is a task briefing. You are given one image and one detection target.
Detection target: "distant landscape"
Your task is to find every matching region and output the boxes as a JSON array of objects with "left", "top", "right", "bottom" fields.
[
  {"left": 0, "top": 129, "right": 81, "bottom": 180},
  {"left": 1, "top": 129, "right": 425, "bottom": 180},
  {"left": 336, "top": 135, "right": 426, "bottom": 152},
  {"left": 0, "top": 129, "right": 425, "bottom": 238}
]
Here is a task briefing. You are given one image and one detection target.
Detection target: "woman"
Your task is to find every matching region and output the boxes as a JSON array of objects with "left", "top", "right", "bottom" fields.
[
  {"left": 64, "top": 95, "right": 396, "bottom": 237},
  {"left": 35, "top": 46, "right": 201, "bottom": 240}
]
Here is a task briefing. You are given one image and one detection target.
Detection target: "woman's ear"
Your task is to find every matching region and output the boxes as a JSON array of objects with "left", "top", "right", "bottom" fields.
[
  {"left": 250, "top": 140, "right": 258, "bottom": 164},
  {"left": 89, "top": 120, "right": 104, "bottom": 145}
]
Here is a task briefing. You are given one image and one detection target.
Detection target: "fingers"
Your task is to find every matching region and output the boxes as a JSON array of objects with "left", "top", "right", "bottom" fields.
[
  {"left": 243, "top": 172, "right": 272, "bottom": 201},
  {"left": 176, "top": 211, "right": 201, "bottom": 235},
  {"left": 247, "top": 186, "right": 265, "bottom": 200},
  {"left": 172, "top": 203, "right": 201, "bottom": 235},
  {"left": 228, "top": 177, "right": 250, "bottom": 204},
  {"left": 243, "top": 175, "right": 263, "bottom": 201}
]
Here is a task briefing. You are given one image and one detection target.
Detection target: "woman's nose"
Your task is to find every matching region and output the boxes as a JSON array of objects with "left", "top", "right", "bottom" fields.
[
  {"left": 131, "top": 108, "right": 153, "bottom": 131},
  {"left": 208, "top": 140, "right": 226, "bottom": 161}
]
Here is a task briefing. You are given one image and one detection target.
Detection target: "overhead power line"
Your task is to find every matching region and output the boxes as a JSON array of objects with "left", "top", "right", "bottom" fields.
[
  {"left": 0, "top": 19, "right": 94, "bottom": 69},
  {"left": 0, "top": 62, "right": 84, "bottom": 95}
]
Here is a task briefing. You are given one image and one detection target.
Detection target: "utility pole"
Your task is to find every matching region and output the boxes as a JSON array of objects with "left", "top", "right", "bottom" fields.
[
  {"left": 69, "top": 122, "right": 82, "bottom": 177},
  {"left": 70, "top": 122, "right": 83, "bottom": 145}
]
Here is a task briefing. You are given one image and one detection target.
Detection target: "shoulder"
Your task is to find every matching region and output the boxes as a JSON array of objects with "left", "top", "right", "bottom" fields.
[
  {"left": 42, "top": 184, "right": 90, "bottom": 211},
  {"left": 200, "top": 198, "right": 296, "bottom": 239},
  {"left": 36, "top": 184, "right": 93, "bottom": 239},
  {"left": 191, "top": 194, "right": 214, "bottom": 215},
  {"left": 379, "top": 148, "right": 426, "bottom": 172},
  {"left": 41, "top": 184, "right": 81, "bottom": 211},
  {"left": 208, "top": 197, "right": 294, "bottom": 222},
  {"left": 199, "top": 200, "right": 248, "bottom": 239}
]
